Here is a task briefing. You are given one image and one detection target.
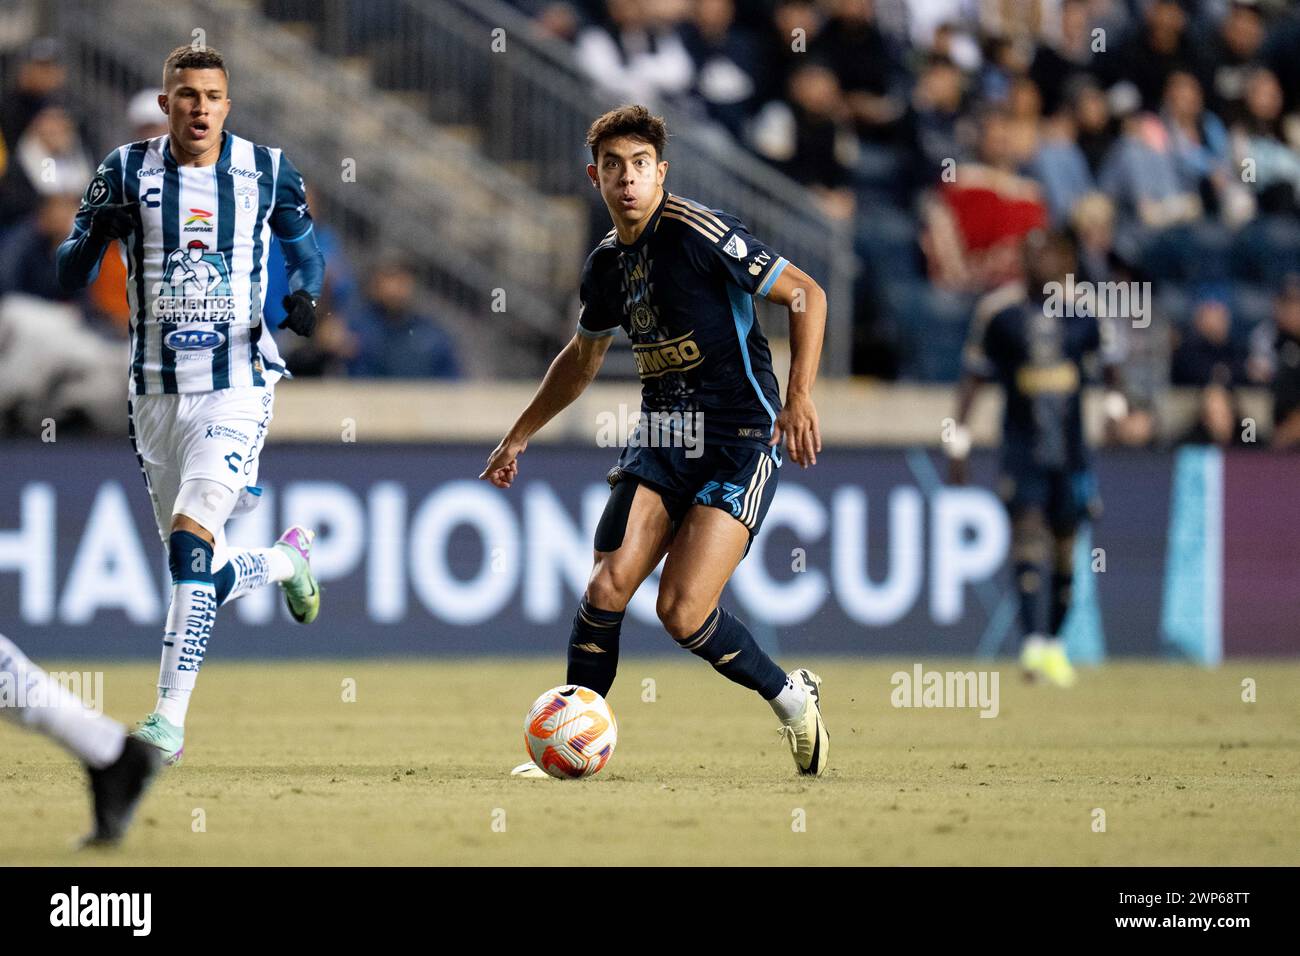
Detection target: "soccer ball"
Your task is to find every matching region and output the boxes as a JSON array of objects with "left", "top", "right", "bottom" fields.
[{"left": 524, "top": 685, "right": 618, "bottom": 779}]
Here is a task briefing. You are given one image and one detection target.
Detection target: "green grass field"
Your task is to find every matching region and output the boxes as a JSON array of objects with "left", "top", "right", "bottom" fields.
[{"left": 2, "top": 659, "right": 1297, "bottom": 866}]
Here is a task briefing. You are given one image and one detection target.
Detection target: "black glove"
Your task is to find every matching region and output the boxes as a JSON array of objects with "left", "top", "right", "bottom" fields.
[
  {"left": 89, "top": 202, "right": 136, "bottom": 241},
  {"left": 280, "top": 289, "right": 318, "bottom": 337}
]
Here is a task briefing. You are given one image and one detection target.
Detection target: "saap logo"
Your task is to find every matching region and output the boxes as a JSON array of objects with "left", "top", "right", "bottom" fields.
[{"left": 164, "top": 329, "right": 227, "bottom": 352}]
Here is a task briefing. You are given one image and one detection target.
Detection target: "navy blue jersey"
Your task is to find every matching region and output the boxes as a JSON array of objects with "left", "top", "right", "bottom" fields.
[
  {"left": 577, "top": 191, "right": 789, "bottom": 452},
  {"left": 963, "top": 295, "right": 1114, "bottom": 472}
]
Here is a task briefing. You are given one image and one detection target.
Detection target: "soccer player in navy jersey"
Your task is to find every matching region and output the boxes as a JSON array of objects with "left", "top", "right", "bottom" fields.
[
  {"left": 55, "top": 45, "right": 324, "bottom": 764},
  {"left": 482, "top": 105, "right": 829, "bottom": 777},
  {"left": 947, "top": 229, "right": 1127, "bottom": 686}
]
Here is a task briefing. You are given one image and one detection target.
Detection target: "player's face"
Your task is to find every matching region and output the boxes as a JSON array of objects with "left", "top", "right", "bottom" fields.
[
  {"left": 588, "top": 137, "right": 667, "bottom": 226},
  {"left": 161, "top": 68, "right": 230, "bottom": 162}
]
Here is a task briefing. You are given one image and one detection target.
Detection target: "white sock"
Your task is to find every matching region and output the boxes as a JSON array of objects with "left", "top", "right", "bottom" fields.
[
  {"left": 155, "top": 687, "right": 191, "bottom": 726},
  {"left": 155, "top": 578, "right": 218, "bottom": 728},
  {"left": 218, "top": 547, "right": 294, "bottom": 606},
  {"left": 769, "top": 675, "right": 807, "bottom": 722},
  {"left": 0, "top": 634, "right": 125, "bottom": 768}
]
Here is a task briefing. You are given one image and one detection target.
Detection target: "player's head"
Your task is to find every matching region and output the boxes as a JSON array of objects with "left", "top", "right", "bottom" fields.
[
  {"left": 1024, "top": 228, "right": 1078, "bottom": 291},
  {"left": 585, "top": 104, "right": 668, "bottom": 227},
  {"left": 159, "top": 45, "right": 230, "bottom": 162}
]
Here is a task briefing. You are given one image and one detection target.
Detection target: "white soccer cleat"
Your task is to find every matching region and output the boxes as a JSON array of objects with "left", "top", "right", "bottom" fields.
[
  {"left": 510, "top": 760, "right": 549, "bottom": 779},
  {"left": 779, "top": 669, "right": 828, "bottom": 777}
]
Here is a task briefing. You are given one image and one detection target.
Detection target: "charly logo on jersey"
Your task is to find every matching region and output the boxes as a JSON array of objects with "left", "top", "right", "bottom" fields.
[
  {"left": 152, "top": 240, "right": 236, "bottom": 324},
  {"left": 723, "top": 233, "right": 747, "bottom": 260}
]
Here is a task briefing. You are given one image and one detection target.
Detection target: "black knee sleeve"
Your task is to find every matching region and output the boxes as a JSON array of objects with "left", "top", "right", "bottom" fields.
[{"left": 594, "top": 471, "right": 638, "bottom": 553}]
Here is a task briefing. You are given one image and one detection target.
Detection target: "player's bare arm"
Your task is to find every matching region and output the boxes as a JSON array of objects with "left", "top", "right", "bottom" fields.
[
  {"left": 764, "top": 263, "right": 825, "bottom": 468},
  {"left": 947, "top": 371, "right": 983, "bottom": 485},
  {"left": 480, "top": 332, "right": 613, "bottom": 487}
]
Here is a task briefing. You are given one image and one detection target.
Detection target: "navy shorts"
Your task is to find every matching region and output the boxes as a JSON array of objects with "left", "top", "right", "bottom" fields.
[
  {"left": 998, "top": 465, "right": 1099, "bottom": 534},
  {"left": 612, "top": 440, "right": 780, "bottom": 538}
]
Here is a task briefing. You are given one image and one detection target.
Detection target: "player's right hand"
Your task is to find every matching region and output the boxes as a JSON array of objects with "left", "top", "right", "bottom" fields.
[
  {"left": 89, "top": 202, "right": 137, "bottom": 241},
  {"left": 479, "top": 436, "right": 527, "bottom": 488}
]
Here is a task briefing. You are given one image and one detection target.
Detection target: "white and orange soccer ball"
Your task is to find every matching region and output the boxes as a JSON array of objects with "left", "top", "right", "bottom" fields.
[{"left": 523, "top": 685, "right": 618, "bottom": 779}]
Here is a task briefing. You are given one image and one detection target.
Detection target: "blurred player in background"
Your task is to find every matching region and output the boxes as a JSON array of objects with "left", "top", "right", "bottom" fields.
[
  {"left": 55, "top": 45, "right": 325, "bottom": 764},
  {"left": 1, "top": 631, "right": 160, "bottom": 845},
  {"left": 947, "top": 229, "right": 1127, "bottom": 686},
  {"left": 482, "top": 105, "right": 830, "bottom": 777}
]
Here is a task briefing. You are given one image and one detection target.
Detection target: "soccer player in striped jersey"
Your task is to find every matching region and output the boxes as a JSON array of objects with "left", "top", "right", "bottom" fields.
[
  {"left": 482, "top": 105, "right": 830, "bottom": 777},
  {"left": 55, "top": 45, "right": 323, "bottom": 765}
]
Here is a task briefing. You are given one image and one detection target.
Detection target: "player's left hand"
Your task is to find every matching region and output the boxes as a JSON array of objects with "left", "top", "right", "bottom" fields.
[
  {"left": 280, "top": 289, "right": 318, "bottom": 337},
  {"left": 771, "top": 392, "right": 821, "bottom": 468}
]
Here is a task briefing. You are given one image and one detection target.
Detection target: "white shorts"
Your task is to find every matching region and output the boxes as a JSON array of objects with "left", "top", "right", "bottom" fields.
[{"left": 128, "top": 385, "right": 274, "bottom": 543}]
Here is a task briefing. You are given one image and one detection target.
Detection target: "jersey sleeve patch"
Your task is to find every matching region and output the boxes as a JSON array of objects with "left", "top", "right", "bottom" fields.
[
  {"left": 83, "top": 173, "right": 113, "bottom": 208},
  {"left": 669, "top": 196, "right": 786, "bottom": 297}
]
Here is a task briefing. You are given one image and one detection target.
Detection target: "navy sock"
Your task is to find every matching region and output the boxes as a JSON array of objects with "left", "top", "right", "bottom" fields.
[
  {"left": 213, "top": 563, "right": 235, "bottom": 604},
  {"left": 168, "top": 530, "right": 214, "bottom": 584},
  {"left": 565, "top": 599, "right": 624, "bottom": 697},
  {"left": 676, "top": 607, "right": 785, "bottom": 699},
  {"left": 164, "top": 530, "right": 217, "bottom": 679},
  {"left": 1049, "top": 571, "right": 1072, "bottom": 635},
  {"left": 1014, "top": 561, "right": 1044, "bottom": 638}
]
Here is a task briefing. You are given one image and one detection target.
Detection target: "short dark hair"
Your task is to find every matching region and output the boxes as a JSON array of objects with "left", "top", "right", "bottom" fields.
[
  {"left": 585, "top": 104, "right": 668, "bottom": 164},
  {"left": 163, "top": 44, "right": 228, "bottom": 88}
]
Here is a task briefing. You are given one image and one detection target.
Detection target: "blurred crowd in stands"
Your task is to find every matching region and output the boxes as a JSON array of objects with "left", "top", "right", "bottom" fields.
[
  {"left": 507, "top": 0, "right": 1300, "bottom": 447},
  {"left": 5, "top": 0, "right": 1300, "bottom": 450}
]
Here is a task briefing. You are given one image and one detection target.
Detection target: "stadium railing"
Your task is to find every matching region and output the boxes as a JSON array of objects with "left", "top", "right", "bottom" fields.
[
  {"left": 287, "top": 0, "right": 861, "bottom": 376},
  {"left": 46, "top": 0, "right": 588, "bottom": 377}
]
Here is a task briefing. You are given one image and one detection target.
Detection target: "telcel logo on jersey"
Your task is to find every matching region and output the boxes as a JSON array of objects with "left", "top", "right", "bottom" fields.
[
  {"left": 632, "top": 332, "right": 704, "bottom": 379},
  {"left": 165, "top": 329, "right": 227, "bottom": 352}
]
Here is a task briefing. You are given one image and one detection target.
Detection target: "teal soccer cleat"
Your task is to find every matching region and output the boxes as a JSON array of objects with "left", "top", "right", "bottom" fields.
[
  {"left": 129, "top": 712, "right": 184, "bottom": 767},
  {"left": 275, "top": 526, "right": 320, "bottom": 624}
]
